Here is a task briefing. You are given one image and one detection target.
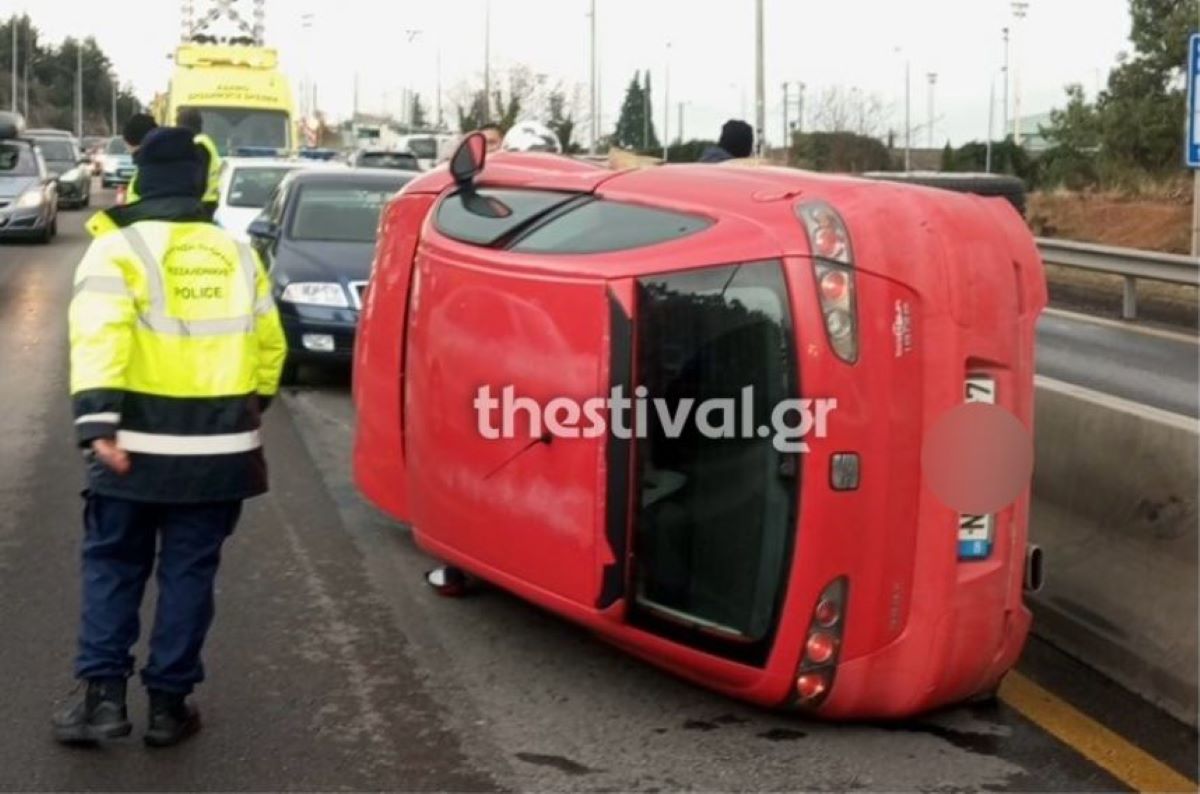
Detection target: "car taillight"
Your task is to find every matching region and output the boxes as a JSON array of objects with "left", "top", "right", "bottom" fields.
[
  {"left": 794, "top": 576, "right": 848, "bottom": 709},
  {"left": 796, "top": 201, "right": 858, "bottom": 364}
]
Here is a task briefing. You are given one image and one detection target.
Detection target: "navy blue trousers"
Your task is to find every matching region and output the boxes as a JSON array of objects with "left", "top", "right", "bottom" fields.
[{"left": 75, "top": 493, "right": 241, "bottom": 694}]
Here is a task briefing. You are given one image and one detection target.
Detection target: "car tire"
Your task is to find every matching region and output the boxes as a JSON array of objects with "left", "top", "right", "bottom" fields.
[
  {"left": 50, "top": 216, "right": 58, "bottom": 237},
  {"left": 860, "top": 172, "right": 1027, "bottom": 216},
  {"left": 280, "top": 361, "right": 299, "bottom": 387}
]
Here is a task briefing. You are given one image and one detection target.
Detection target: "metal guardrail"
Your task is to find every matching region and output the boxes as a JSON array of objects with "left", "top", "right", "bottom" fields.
[{"left": 1036, "top": 237, "right": 1200, "bottom": 319}]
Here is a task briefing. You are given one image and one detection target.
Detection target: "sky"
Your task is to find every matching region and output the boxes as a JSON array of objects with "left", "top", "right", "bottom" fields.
[{"left": 2, "top": 0, "right": 1136, "bottom": 147}]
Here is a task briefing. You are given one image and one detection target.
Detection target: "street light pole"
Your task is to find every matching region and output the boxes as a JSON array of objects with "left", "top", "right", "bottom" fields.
[
  {"left": 663, "top": 41, "right": 670, "bottom": 161},
  {"left": 483, "top": 0, "right": 491, "bottom": 123},
  {"left": 589, "top": 0, "right": 597, "bottom": 153},
  {"left": 781, "top": 82, "right": 789, "bottom": 153},
  {"left": 111, "top": 73, "right": 117, "bottom": 135},
  {"left": 926, "top": 72, "right": 937, "bottom": 148},
  {"left": 1001, "top": 26, "right": 1010, "bottom": 139},
  {"left": 986, "top": 74, "right": 995, "bottom": 173},
  {"left": 10, "top": 16, "right": 16, "bottom": 114},
  {"left": 904, "top": 58, "right": 911, "bottom": 171},
  {"left": 1011, "top": 2, "right": 1028, "bottom": 144},
  {"left": 75, "top": 41, "right": 82, "bottom": 138},
  {"left": 754, "top": 0, "right": 765, "bottom": 155}
]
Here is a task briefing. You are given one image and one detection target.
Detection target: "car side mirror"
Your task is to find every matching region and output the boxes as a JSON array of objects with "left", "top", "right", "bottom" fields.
[
  {"left": 450, "top": 132, "right": 487, "bottom": 187},
  {"left": 247, "top": 218, "right": 278, "bottom": 241}
]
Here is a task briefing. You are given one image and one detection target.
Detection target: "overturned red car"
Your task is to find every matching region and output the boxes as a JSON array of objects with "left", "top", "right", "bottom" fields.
[{"left": 353, "top": 134, "right": 1047, "bottom": 718}]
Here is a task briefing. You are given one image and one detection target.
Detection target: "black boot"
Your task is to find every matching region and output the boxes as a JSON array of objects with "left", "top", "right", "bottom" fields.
[
  {"left": 52, "top": 678, "right": 132, "bottom": 745},
  {"left": 144, "top": 690, "right": 201, "bottom": 748}
]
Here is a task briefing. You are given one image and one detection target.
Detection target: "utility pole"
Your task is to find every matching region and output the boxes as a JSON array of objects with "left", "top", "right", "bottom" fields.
[
  {"left": 986, "top": 74, "right": 995, "bottom": 173},
  {"left": 663, "top": 42, "right": 671, "bottom": 161},
  {"left": 754, "top": 0, "right": 765, "bottom": 155},
  {"left": 75, "top": 41, "right": 83, "bottom": 138},
  {"left": 483, "top": 0, "right": 491, "bottom": 123},
  {"left": 904, "top": 59, "right": 911, "bottom": 170},
  {"left": 437, "top": 48, "right": 444, "bottom": 130},
  {"left": 10, "top": 15, "right": 16, "bottom": 114},
  {"left": 1011, "top": 1, "right": 1028, "bottom": 144},
  {"left": 677, "top": 101, "right": 684, "bottom": 143},
  {"left": 797, "top": 82, "right": 805, "bottom": 135},
  {"left": 781, "top": 82, "right": 789, "bottom": 152},
  {"left": 926, "top": 72, "right": 937, "bottom": 148},
  {"left": 1001, "top": 26, "right": 1010, "bottom": 139},
  {"left": 589, "top": 0, "right": 597, "bottom": 153},
  {"left": 111, "top": 73, "right": 117, "bottom": 135}
]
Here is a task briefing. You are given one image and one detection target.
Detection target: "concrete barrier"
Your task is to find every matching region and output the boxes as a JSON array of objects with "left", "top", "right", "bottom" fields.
[{"left": 1030, "top": 376, "right": 1199, "bottom": 725}]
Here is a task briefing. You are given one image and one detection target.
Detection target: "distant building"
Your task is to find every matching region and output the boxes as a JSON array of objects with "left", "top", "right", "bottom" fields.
[{"left": 1013, "top": 112, "right": 1053, "bottom": 153}]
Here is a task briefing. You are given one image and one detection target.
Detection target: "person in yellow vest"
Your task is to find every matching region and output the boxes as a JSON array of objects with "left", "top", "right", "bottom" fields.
[
  {"left": 56, "top": 127, "right": 285, "bottom": 748},
  {"left": 120, "top": 113, "right": 158, "bottom": 205},
  {"left": 177, "top": 109, "right": 222, "bottom": 220}
]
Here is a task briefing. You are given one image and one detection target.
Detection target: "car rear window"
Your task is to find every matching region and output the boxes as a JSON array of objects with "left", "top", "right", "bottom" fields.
[
  {"left": 0, "top": 143, "right": 37, "bottom": 175},
  {"left": 228, "top": 166, "right": 294, "bottom": 208},
  {"left": 435, "top": 188, "right": 582, "bottom": 246},
  {"left": 510, "top": 200, "right": 711, "bottom": 254},
  {"left": 358, "top": 152, "right": 419, "bottom": 170},
  {"left": 35, "top": 140, "right": 76, "bottom": 161},
  {"left": 289, "top": 183, "right": 404, "bottom": 243}
]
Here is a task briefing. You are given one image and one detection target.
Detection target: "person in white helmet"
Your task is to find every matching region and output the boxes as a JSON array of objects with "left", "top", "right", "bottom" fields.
[{"left": 501, "top": 121, "right": 563, "bottom": 153}]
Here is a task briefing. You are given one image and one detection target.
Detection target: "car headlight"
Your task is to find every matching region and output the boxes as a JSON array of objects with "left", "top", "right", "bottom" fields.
[
  {"left": 280, "top": 282, "right": 349, "bottom": 307},
  {"left": 14, "top": 189, "right": 44, "bottom": 209}
]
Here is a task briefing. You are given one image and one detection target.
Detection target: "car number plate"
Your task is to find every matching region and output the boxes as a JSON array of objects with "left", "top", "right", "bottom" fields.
[{"left": 958, "top": 375, "right": 996, "bottom": 560}]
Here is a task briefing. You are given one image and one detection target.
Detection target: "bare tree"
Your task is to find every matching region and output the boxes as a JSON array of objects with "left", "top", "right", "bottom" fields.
[{"left": 809, "top": 86, "right": 887, "bottom": 137}]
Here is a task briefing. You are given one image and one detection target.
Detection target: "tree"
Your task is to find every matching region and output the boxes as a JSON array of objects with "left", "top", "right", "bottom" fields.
[
  {"left": 810, "top": 86, "right": 886, "bottom": 136},
  {"left": 791, "top": 131, "right": 891, "bottom": 172},
  {"left": 547, "top": 91, "right": 576, "bottom": 153},
  {"left": 0, "top": 16, "right": 140, "bottom": 134},
  {"left": 613, "top": 72, "right": 644, "bottom": 150},
  {"left": 1038, "top": 0, "right": 1191, "bottom": 184},
  {"left": 940, "top": 142, "right": 955, "bottom": 171},
  {"left": 409, "top": 93, "right": 427, "bottom": 131},
  {"left": 612, "top": 70, "right": 660, "bottom": 152}
]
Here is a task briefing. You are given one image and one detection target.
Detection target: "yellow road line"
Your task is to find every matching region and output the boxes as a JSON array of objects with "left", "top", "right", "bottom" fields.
[{"left": 999, "top": 671, "right": 1198, "bottom": 793}]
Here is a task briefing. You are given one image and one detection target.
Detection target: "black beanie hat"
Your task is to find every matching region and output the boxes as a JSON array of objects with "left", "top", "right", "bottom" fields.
[
  {"left": 133, "top": 127, "right": 202, "bottom": 201},
  {"left": 122, "top": 113, "right": 158, "bottom": 148},
  {"left": 718, "top": 120, "right": 754, "bottom": 158}
]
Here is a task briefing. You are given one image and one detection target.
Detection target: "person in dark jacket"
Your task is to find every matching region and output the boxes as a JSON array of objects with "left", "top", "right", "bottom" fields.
[
  {"left": 56, "top": 127, "right": 285, "bottom": 748},
  {"left": 699, "top": 119, "right": 754, "bottom": 162}
]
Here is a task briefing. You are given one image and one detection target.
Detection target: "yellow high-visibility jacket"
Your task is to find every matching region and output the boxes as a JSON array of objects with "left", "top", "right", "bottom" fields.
[
  {"left": 71, "top": 202, "right": 286, "bottom": 502},
  {"left": 194, "top": 133, "right": 222, "bottom": 204}
]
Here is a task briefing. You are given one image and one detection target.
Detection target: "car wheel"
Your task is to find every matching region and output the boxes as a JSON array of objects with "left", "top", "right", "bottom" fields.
[
  {"left": 280, "top": 361, "right": 299, "bottom": 386},
  {"left": 50, "top": 216, "right": 58, "bottom": 237},
  {"left": 81, "top": 193, "right": 90, "bottom": 209}
]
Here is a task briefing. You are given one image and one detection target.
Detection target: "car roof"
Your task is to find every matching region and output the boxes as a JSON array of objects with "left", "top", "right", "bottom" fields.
[
  {"left": 285, "top": 168, "right": 414, "bottom": 185},
  {"left": 26, "top": 128, "right": 73, "bottom": 137}
]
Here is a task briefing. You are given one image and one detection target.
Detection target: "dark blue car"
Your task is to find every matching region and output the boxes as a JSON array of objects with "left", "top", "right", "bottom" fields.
[{"left": 247, "top": 168, "right": 415, "bottom": 383}]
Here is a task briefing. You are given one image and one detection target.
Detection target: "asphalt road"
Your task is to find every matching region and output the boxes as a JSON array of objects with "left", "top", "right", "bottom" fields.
[
  {"left": 1035, "top": 310, "right": 1199, "bottom": 417},
  {"left": 0, "top": 192, "right": 1194, "bottom": 791}
]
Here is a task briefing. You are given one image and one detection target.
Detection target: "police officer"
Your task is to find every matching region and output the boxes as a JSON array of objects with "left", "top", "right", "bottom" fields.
[
  {"left": 176, "top": 109, "right": 222, "bottom": 219},
  {"left": 55, "top": 127, "right": 286, "bottom": 747}
]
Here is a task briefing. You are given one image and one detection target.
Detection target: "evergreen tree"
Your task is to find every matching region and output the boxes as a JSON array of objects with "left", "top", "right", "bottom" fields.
[{"left": 613, "top": 71, "right": 645, "bottom": 150}]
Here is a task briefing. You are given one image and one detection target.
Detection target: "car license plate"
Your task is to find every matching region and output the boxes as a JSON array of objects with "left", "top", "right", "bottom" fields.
[
  {"left": 959, "top": 375, "right": 996, "bottom": 560},
  {"left": 118, "top": 169, "right": 134, "bottom": 178}
]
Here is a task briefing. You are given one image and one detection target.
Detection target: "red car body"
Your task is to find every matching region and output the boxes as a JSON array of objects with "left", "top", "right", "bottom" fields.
[{"left": 353, "top": 153, "right": 1047, "bottom": 718}]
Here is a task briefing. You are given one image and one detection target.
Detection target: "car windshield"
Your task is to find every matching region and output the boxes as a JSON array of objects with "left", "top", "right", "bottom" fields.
[
  {"left": 631, "top": 261, "right": 799, "bottom": 658},
  {"left": 406, "top": 137, "right": 437, "bottom": 159},
  {"left": 289, "top": 183, "right": 403, "bottom": 242},
  {"left": 182, "top": 107, "right": 290, "bottom": 155},
  {"left": 105, "top": 137, "right": 129, "bottom": 155},
  {"left": 36, "top": 140, "right": 76, "bottom": 162},
  {"left": 228, "top": 166, "right": 294, "bottom": 208},
  {"left": 0, "top": 143, "right": 38, "bottom": 175},
  {"left": 358, "top": 152, "right": 418, "bottom": 170}
]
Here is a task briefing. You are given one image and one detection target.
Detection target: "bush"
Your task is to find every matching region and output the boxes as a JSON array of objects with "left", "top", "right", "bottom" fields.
[{"left": 789, "top": 131, "right": 891, "bottom": 173}]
